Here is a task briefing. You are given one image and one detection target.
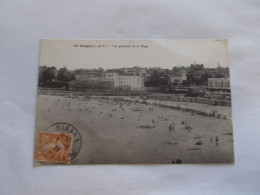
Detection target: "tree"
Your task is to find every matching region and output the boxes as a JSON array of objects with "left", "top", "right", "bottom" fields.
[
  {"left": 41, "top": 66, "right": 56, "bottom": 83},
  {"left": 57, "top": 67, "right": 67, "bottom": 82},
  {"left": 57, "top": 67, "right": 75, "bottom": 82}
]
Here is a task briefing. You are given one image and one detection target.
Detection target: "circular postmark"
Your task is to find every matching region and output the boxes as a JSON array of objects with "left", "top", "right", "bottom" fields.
[{"left": 39, "top": 122, "right": 82, "bottom": 163}]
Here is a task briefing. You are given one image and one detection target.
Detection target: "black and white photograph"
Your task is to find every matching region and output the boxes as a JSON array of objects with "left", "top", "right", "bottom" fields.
[{"left": 34, "top": 39, "right": 234, "bottom": 165}]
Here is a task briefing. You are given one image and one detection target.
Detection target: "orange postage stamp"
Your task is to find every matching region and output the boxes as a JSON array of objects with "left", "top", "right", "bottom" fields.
[{"left": 34, "top": 123, "right": 81, "bottom": 163}]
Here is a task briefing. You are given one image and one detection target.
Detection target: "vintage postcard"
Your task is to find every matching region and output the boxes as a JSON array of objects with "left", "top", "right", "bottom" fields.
[{"left": 34, "top": 39, "right": 234, "bottom": 165}]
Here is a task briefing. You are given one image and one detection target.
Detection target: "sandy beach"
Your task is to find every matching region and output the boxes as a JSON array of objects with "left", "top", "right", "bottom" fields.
[{"left": 35, "top": 94, "right": 234, "bottom": 164}]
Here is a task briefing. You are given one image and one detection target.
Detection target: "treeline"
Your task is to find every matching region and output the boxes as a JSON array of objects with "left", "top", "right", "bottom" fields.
[
  {"left": 38, "top": 64, "right": 229, "bottom": 89},
  {"left": 145, "top": 65, "right": 229, "bottom": 87},
  {"left": 38, "top": 66, "right": 75, "bottom": 88}
]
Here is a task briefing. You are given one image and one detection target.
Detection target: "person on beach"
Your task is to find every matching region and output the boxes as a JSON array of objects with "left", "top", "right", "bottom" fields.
[
  {"left": 215, "top": 136, "right": 219, "bottom": 146},
  {"left": 176, "top": 158, "right": 182, "bottom": 164}
]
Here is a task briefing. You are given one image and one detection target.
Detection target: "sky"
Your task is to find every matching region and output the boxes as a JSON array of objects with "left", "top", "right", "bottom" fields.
[{"left": 39, "top": 39, "right": 229, "bottom": 70}]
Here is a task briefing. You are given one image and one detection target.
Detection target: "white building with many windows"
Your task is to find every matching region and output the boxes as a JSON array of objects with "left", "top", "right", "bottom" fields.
[
  {"left": 208, "top": 78, "right": 230, "bottom": 89},
  {"left": 105, "top": 72, "right": 145, "bottom": 91}
]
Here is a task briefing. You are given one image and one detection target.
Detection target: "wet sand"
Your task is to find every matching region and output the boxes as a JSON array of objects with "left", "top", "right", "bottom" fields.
[{"left": 35, "top": 94, "right": 234, "bottom": 164}]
